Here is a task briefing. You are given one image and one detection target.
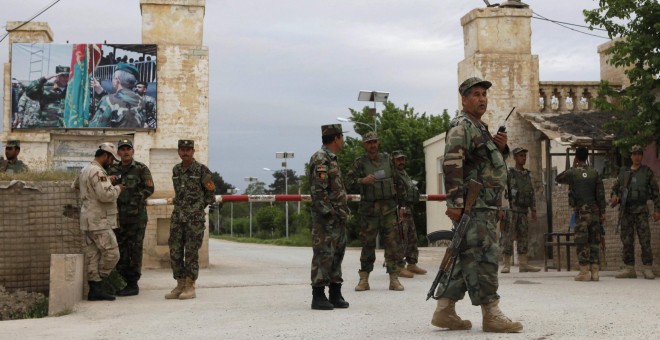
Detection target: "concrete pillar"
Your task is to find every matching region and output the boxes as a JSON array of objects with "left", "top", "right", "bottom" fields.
[
  {"left": 140, "top": 0, "right": 205, "bottom": 46},
  {"left": 48, "top": 254, "right": 84, "bottom": 316},
  {"left": 598, "top": 39, "right": 629, "bottom": 87}
]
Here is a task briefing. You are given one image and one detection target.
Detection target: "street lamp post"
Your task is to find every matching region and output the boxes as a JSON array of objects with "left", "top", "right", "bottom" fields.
[
  {"left": 357, "top": 90, "right": 389, "bottom": 131},
  {"left": 337, "top": 117, "right": 375, "bottom": 132},
  {"left": 244, "top": 177, "right": 258, "bottom": 238},
  {"left": 227, "top": 188, "right": 239, "bottom": 237},
  {"left": 276, "top": 152, "right": 294, "bottom": 237}
]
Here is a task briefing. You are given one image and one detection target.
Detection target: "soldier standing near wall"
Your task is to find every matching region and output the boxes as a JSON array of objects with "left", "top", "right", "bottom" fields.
[
  {"left": 392, "top": 150, "right": 427, "bottom": 276},
  {"left": 500, "top": 147, "right": 540, "bottom": 273},
  {"left": 555, "top": 147, "right": 606, "bottom": 282},
  {"left": 0, "top": 140, "right": 29, "bottom": 174},
  {"left": 610, "top": 145, "right": 660, "bottom": 280},
  {"left": 308, "top": 124, "right": 350, "bottom": 310},
  {"left": 165, "top": 140, "right": 216, "bottom": 300},
  {"left": 108, "top": 139, "right": 155, "bottom": 296}
]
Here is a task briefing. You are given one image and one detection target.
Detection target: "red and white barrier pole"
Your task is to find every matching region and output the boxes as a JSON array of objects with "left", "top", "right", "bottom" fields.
[{"left": 147, "top": 194, "right": 447, "bottom": 206}]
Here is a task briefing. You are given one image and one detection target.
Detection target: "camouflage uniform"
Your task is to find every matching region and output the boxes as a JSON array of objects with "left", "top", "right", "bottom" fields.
[
  {"left": 500, "top": 167, "right": 536, "bottom": 256},
  {"left": 439, "top": 110, "right": 508, "bottom": 306},
  {"left": 24, "top": 77, "right": 66, "bottom": 127},
  {"left": 169, "top": 156, "right": 216, "bottom": 281},
  {"left": 89, "top": 89, "right": 145, "bottom": 128},
  {"left": 611, "top": 165, "right": 660, "bottom": 266},
  {"left": 309, "top": 145, "right": 349, "bottom": 287},
  {"left": 142, "top": 94, "right": 157, "bottom": 129},
  {"left": 108, "top": 155, "right": 154, "bottom": 284},
  {"left": 0, "top": 160, "right": 29, "bottom": 174},
  {"left": 16, "top": 93, "right": 41, "bottom": 128},
  {"left": 556, "top": 165, "right": 606, "bottom": 265},
  {"left": 395, "top": 167, "right": 421, "bottom": 265}
]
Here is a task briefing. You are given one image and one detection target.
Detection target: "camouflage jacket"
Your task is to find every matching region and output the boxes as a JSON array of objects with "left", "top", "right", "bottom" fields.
[
  {"left": 89, "top": 89, "right": 145, "bottom": 128},
  {"left": 72, "top": 160, "right": 122, "bottom": 231},
  {"left": 395, "top": 168, "right": 420, "bottom": 207},
  {"left": 611, "top": 165, "right": 660, "bottom": 214},
  {"left": 0, "top": 159, "right": 29, "bottom": 174},
  {"left": 556, "top": 164, "right": 606, "bottom": 213},
  {"left": 108, "top": 159, "right": 154, "bottom": 223},
  {"left": 172, "top": 159, "right": 216, "bottom": 214},
  {"left": 17, "top": 93, "right": 42, "bottom": 128},
  {"left": 142, "top": 94, "right": 157, "bottom": 128},
  {"left": 346, "top": 152, "right": 402, "bottom": 204},
  {"left": 508, "top": 167, "right": 535, "bottom": 212},
  {"left": 24, "top": 77, "right": 65, "bottom": 127},
  {"left": 308, "top": 145, "right": 348, "bottom": 220},
  {"left": 443, "top": 111, "right": 509, "bottom": 210}
]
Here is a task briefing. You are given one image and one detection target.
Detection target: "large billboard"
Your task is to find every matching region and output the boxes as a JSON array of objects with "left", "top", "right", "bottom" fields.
[{"left": 10, "top": 43, "right": 157, "bottom": 129}]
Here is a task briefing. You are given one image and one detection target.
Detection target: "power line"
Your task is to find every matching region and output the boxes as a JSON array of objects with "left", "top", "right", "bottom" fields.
[
  {"left": 0, "top": 0, "right": 62, "bottom": 44},
  {"left": 532, "top": 11, "right": 611, "bottom": 40}
]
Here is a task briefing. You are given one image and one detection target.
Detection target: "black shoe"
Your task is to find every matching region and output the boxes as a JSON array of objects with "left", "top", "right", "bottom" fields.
[
  {"left": 311, "top": 286, "right": 334, "bottom": 310},
  {"left": 328, "top": 283, "right": 349, "bottom": 308},
  {"left": 88, "top": 281, "right": 116, "bottom": 301},
  {"left": 117, "top": 281, "right": 139, "bottom": 297}
]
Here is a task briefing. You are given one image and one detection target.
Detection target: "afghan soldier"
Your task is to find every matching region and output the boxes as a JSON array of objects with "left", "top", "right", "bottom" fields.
[
  {"left": 108, "top": 139, "right": 155, "bottom": 296},
  {"left": 165, "top": 140, "right": 216, "bottom": 300},
  {"left": 89, "top": 62, "right": 145, "bottom": 128},
  {"left": 347, "top": 131, "right": 405, "bottom": 292},
  {"left": 392, "top": 150, "right": 427, "bottom": 276},
  {"left": 1, "top": 140, "right": 29, "bottom": 174},
  {"left": 72, "top": 143, "right": 124, "bottom": 301},
  {"left": 135, "top": 81, "right": 157, "bottom": 128},
  {"left": 24, "top": 66, "right": 69, "bottom": 127},
  {"left": 555, "top": 147, "right": 606, "bottom": 281},
  {"left": 432, "top": 77, "right": 522, "bottom": 333},
  {"left": 500, "top": 147, "right": 540, "bottom": 273},
  {"left": 308, "top": 124, "right": 350, "bottom": 310},
  {"left": 610, "top": 145, "right": 660, "bottom": 280}
]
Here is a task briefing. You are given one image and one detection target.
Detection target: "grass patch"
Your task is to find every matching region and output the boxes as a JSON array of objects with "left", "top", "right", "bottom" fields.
[
  {"left": 212, "top": 232, "right": 312, "bottom": 247},
  {"left": 0, "top": 169, "right": 78, "bottom": 181}
]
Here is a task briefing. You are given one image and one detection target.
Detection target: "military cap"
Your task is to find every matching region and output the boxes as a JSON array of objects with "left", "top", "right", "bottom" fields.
[
  {"left": 118, "top": 139, "right": 133, "bottom": 148},
  {"left": 362, "top": 131, "right": 378, "bottom": 142},
  {"left": 55, "top": 65, "right": 71, "bottom": 74},
  {"left": 392, "top": 150, "right": 406, "bottom": 159},
  {"left": 178, "top": 140, "right": 195, "bottom": 148},
  {"left": 459, "top": 77, "right": 492, "bottom": 96},
  {"left": 321, "top": 124, "right": 346, "bottom": 136},
  {"left": 5, "top": 140, "right": 20, "bottom": 148},
  {"left": 512, "top": 147, "right": 528, "bottom": 155},
  {"left": 99, "top": 142, "right": 119, "bottom": 161},
  {"left": 630, "top": 145, "right": 643, "bottom": 154},
  {"left": 115, "top": 62, "right": 140, "bottom": 80}
]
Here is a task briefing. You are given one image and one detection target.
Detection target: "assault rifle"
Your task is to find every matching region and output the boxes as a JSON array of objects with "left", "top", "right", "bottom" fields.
[
  {"left": 426, "top": 179, "right": 483, "bottom": 301},
  {"left": 611, "top": 171, "right": 631, "bottom": 235}
]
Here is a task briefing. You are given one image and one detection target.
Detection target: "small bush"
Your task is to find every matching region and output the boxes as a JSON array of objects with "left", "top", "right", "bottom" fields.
[{"left": 0, "top": 286, "right": 48, "bottom": 321}]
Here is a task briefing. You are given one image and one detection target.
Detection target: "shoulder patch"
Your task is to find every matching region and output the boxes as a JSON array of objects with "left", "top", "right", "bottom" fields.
[
  {"left": 99, "top": 176, "right": 107, "bottom": 182},
  {"left": 202, "top": 173, "right": 215, "bottom": 191},
  {"left": 146, "top": 179, "right": 154, "bottom": 187}
]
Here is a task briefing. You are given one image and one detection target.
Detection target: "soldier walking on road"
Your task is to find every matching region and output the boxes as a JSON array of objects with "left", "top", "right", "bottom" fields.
[
  {"left": 500, "top": 147, "right": 540, "bottom": 273},
  {"left": 555, "top": 147, "right": 606, "bottom": 282},
  {"left": 108, "top": 139, "right": 155, "bottom": 296},
  {"left": 165, "top": 140, "right": 216, "bottom": 300},
  {"left": 308, "top": 124, "right": 350, "bottom": 310},
  {"left": 610, "top": 145, "right": 660, "bottom": 280}
]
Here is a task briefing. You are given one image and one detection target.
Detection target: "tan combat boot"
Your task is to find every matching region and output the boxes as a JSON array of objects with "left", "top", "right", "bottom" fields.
[
  {"left": 431, "top": 298, "right": 472, "bottom": 330},
  {"left": 590, "top": 264, "right": 600, "bottom": 281},
  {"left": 519, "top": 254, "right": 541, "bottom": 272},
  {"left": 615, "top": 265, "right": 637, "bottom": 279},
  {"left": 407, "top": 263, "right": 427, "bottom": 275},
  {"left": 355, "top": 271, "right": 370, "bottom": 291},
  {"left": 501, "top": 255, "right": 511, "bottom": 274},
  {"left": 389, "top": 273, "right": 404, "bottom": 291},
  {"left": 642, "top": 265, "right": 655, "bottom": 280},
  {"left": 164, "top": 278, "right": 185, "bottom": 299},
  {"left": 178, "top": 277, "right": 196, "bottom": 299},
  {"left": 481, "top": 300, "right": 523, "bottom": 333},
  {"left": 574, "top": 264, "right": 592, "bottom": 281},
  {"left": 398, "top": 265, "right": 414, "bottom": 278}
]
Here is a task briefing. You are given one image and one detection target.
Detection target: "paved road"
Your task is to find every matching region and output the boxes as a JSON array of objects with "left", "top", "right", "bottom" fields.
[{"left": 2, "top": 239, "right": 659, "bottom": 339}]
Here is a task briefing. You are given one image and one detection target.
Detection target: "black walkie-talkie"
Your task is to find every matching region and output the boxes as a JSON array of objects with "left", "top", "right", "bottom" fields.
[{"left": 498, "top": 107, "right": 516, "bottom": 133}]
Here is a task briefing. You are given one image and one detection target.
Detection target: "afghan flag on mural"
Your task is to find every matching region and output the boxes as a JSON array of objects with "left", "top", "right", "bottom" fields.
[{"left": 63, "top": 44, "right": 102, "bottom": 128}]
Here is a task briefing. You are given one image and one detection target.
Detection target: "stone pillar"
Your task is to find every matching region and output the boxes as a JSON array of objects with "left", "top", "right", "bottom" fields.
[
  {"left": 48, "top": 254, "right": 84, "bottom": 316},
  {"left": 598, "top": 39, "right": 629, "bottom": 87}
]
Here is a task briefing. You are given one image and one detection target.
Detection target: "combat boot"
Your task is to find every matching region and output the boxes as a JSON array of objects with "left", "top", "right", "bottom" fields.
[
  {"left": 178, "top": 277, "right": 196, "bottom": 299},
  {"left": 431, "top": 298, "right": 472, "bottom": 330},
  {"left": 590, "top": 264, "right": 600, "bottom": 281},
  {"left": 389, "top": 273, "right": 404, "bottom": 291},
  {"left": 398, "top": 265, "right": 414, "bottom": 278},
  {"left": 354, "top": 271, "right": 370, "bottom": 291},
  {"left": 615, "top": 265, "right": 637, "bottom": 279},
  {"left": 501, "top": 255, "right": 511, "bottom": 274},
  {"left": 164, "top": 278, "right": 185, "bottom": 299},
  {"left": 574, "top": 264, "right": 592, "bottom": 281},
  {"left": 117, "top": 280, "right": 139, "bottom": 297},
  {"left": 87, "top": 281, "right": 115, "bottom": 301},
  {"left": 311, "top": 286, "right": 334, "bottom": 310},
  {"left": 407, "top": 263, "right": 427, "bottom": 275},
  {"left": 642, "top": 265, "right": 655, "bottom": 280},
  {"left": 519, "top": 254, "right": 541, "bottom": 272},
  {"left": 481, "top": 299, "right": 523, "bottom": 333},
  {"left": 328, "top": 283, "right": 349, "bottom": 308}
]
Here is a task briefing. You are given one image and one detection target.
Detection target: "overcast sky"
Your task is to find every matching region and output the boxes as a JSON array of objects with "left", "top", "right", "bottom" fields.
[{"left": 0, "top": 0, "right": 609, "bottom": 192}]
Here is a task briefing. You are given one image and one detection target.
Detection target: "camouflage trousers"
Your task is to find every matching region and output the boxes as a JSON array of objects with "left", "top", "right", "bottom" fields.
[
  {"left": 620, "top": 210, "right": 653, "bottom": 265},
  {"left": 574, "top": 205, "right": 601, "bottom": 265},
  {"left": 358, "top": 200, "right": 402, "bottom": 274},
  {"left": 311, "top": 217, "right": 347, "bottom": 287},
  {"left": 114, "top": 221, "right": 147, "bottom": 282},
  {"left": 438, "top": 209, "right": 500, "bottom": 306},
  {"left": 83, "top": 229, "right": 120, "bottom": 282},
  {"left": 397, "top": 210, "right": 419, "bottom": 265},
  {"left": 169, "top": 211, "right": 205, "bottom": 280},
  {"left": 499, "top": 210, "right": 530, "bottom": 255}
]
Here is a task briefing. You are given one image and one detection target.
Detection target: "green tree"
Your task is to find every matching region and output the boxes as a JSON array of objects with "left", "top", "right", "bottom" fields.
[
  {"left": 265, "top": 169, "right": 299, "bottom": 195},
  {"left": 255, "top": 205, "right": 285, "bottom": 238},
  {"left": 584, "top": 1, "right": 660, "bottom": 148}
]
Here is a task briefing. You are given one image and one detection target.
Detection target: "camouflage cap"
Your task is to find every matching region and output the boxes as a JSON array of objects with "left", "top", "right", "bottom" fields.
[
  {"left": 321, "top": 124, "right": 345, "bottom": 136},
  {"left": 99, "top": 142, "right": 119, "bottom": 161},
  {"left": 459, "top": 77, "right": 492, "bottom": 96},
  {"left": 55, "top": 65, "right": 71, "bottom": 74},
  {"left": 118, "top": 139, "right": 133, "bottom": 148},
  {"left": 5, "top": 140, "right": 20, "bottom": 148},
  {"left": 178, "top": 140, "right": 194, "bottom": 148},
  {"left": 115, "top": 62, "right": 140, "bottom": 80},
  {"left": 392, "top": 150, "right": 406, "bottom": 159},
  {"left": 630, "top": 145, "right": 643, "bottom": 154},
  {"left": 362, "top": 131, "right": 378, "bottom": 142},
  {"left": 512, "top": 147, "right": 528, "bottom": 155}
]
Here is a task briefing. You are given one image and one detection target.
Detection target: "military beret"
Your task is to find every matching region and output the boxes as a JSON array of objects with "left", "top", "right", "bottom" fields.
[
  {"left": 55, "top": 65, "right": 71, "bottom": 74},
  {"left": 115, "top": 62, "right": 140, "bottom": 80},
  {"left": 118, "top": 139, "right": 133, "bottom": 148},
  {"left": 178, "top": 140, "right": 194, "bottom": 148},
  {"left": 630, "top": 145, "right": 643, "bottom": 154},
  {"left": 392, "top": 150, "right": 406, "bottom": 159},
  {"left": 459, "top": 77, "right": 492, "bottom": 96},
  {"left": 362, "top": 131, "right": 378, "bottom": 142},
  {"left": 5, "top": 140, "right": 20, "bottom": 148},
  {"left": 99, "top": 142, "right": 119, "bottom": 161},
  {"left": 512, "top": 147, "right": 528, "bottom": 155},
  {"left": 321, "top": 124, "right": 345, "bottom": 137}
]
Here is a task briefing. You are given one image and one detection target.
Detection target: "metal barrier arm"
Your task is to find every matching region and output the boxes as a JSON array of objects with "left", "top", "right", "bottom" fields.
[{"left": 146, "top": 194, "right": 447, "bottom": 206}]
